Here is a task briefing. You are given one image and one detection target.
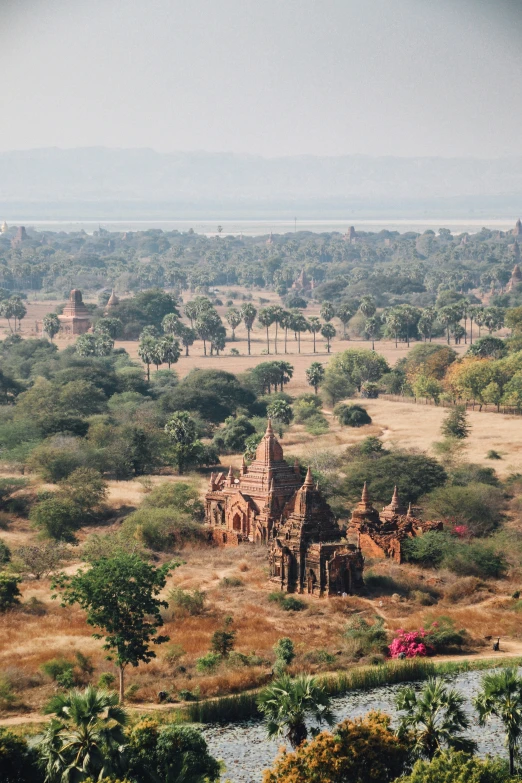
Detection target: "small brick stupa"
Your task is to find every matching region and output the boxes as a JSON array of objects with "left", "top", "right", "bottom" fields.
[
  {"left": 348, "top": 484, "right": 443, "bottom": 564},
  {"left": 58, "top": 289, "right": 91, "bottom": 336}
]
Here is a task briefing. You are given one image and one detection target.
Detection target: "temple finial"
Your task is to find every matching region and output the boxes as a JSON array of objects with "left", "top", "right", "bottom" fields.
[
  {"left": 303, "top": 466, "right": 313, "bottom": 487},
  {"left": 361, "top": 482, "right": 370, "bottom": 503},
  {"left": 391, "top": 485, "right": 400, "bottom": 508},
  {"left": 266, "top": 419, "right": 273, "bottom": 434}
]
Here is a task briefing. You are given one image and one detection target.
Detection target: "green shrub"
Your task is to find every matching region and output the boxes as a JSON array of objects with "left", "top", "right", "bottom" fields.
[
  {"left": 30, "top": 496, "right": 83, "bottom": 542},
  {"left": 98, "top": 672, "right": 116, "bottom": 689},
  {"left": 304, "top": 414, "right": 330, "bottom": 435},
  {"left": 40, "top": 657, "right": 75, "bottom": 682},
  {"left": 268, "top": 592, "right": 307, "bottom": 611},
  {"left": 401, "top": 750, "right": 514, "bottom": 783},
  {"left": 273, "top": 637, "right": 295, "bottom": 674},
  {"left": 344, "top": 616, "right": 388, "bottom": 657},
  {"left": 0, "top": 538, "right": 10, "bottom": 565},
  {"left": 168, "top": 587, "right": 206, "bottom": 616},
  {"left": 124, "top": 683, "right": 141, "bottom": 702},
  {"left": 196, "top": 652, "right": 222, "bottom": 673},
  {"left": 487, "top": 450, "right": 503, "bottom": 460},
  {"left": 443, "top": 542, "right": 507, "bottom": 579},
  {"left": 26, "top": 436, "right": 91, "bottom": 481},
  {"left": 334, "top": 403, "right": 372, "bottom": 427},
  {"left": 121, "top": 507, "right": 204, "bottom": 551},
  {"left": 0, "top": 727, "right": 42, "bottom": 782},
  {"left": 402, "top": 531, "right": 451, "bottom": 568},
  {"left": 423, "top": 482, "right": 506, "bottom": 537},
  {"left": 293, "top": 394, "right": 322, "bottom": 423},
  {"left": 424, "top": 618, "right": 467, "bottom": 653},
  {"left": 0, "top": 572, "right": 21, "bottom": 611},
  {"left": 142, "top": 481, "right": 204, "bottom": 520},
  {"left": 0, "top": 676, "right": 17, "bottom": 710}
]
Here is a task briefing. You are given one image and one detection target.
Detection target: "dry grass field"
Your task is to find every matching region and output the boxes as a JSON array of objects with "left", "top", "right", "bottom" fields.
[{"left": 2, "top": 290, "right": 522, "bottom": 723}]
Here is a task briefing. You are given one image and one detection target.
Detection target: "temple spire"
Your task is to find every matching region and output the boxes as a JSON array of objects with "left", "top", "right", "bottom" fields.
[
  {"left": 266, "top": 419, "right": 274, "bottom": 434},
  {"left": 303, "top": 466, "right": 313, "bottom": 487},
  {"left": 390, "top": 485, "right": 400, "bottom": 509},
  {"left": 361, "top": 482, "right": 370, "bottom": 503}
]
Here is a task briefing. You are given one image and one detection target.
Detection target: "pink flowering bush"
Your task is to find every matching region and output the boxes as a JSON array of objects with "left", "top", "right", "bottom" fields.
[{"left": 388, "top": 627, "right": 434, "bottom": 658}]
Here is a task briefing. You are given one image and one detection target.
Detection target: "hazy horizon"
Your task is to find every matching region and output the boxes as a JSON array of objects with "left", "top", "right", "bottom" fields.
[{"left": 2, "top": 0, "right": 522, "bottom": 158}]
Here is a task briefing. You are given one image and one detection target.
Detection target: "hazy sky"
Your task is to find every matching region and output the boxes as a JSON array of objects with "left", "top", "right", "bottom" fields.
[{"left": 2, "top": 0, "right": 522, "bottom": 158}]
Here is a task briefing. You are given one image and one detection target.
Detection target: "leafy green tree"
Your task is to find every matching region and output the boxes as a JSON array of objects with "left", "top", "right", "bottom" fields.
[
  {"left": 0, "top": 572, "right": 21, "bottom": 612},
  {"left": 263, "top": 711, "right": 408, "bottom": 783},
  {"left": 43, "top": 312, "right": 61, "bottom": 342},
  {"left": 213, "top": 415, "right": 255, "bottom": 454},
  {"left": 76, "top": 332, "right": 114, "bottom": 358},
  {"left": 127, "top": 717, "right": 220, "bottom": 783},
  {"left": 258, "top": 674, "right": 334, "bottom": 749},
  {"left": 320, "top": 322, "right": 336, "bottom": 353},
  {"left": 306, "top": 361, "right": 325, "bottom": 394},
  {"left": 400, "top": 751, "right": 516, "bottom": 783},
  {"left": 341, "top": 451, "right": 447, "bottom": 506},
  {"left": 164, "top": 411, "right": 201, "bottom": 474},
  {"left": 474, "top": 668, "right": 522, "bottom": 775},
  {"left": 59, "top": 467, "right": 108, "bottom": 516},
  {"left": 53, "top": 554, "right": 174, "bottom": 702},
  {"left": 94, "top": 317, "right": 123, "bottom": 339},
  {"left": 467, "top": 336, "right": 507, "bottom": 359},
  {"left": 240, "top": 303, "right": 257, "bottom": 355},
  {"left": 38, "top": 686, "right": 128, "bottom": 781},
  {"left": 326, "top": 348, "right": 389, "bottom": 393},
  {"left": 0, "top": 727, "right": 43, "bottom": 783},
  {"left": 396, "top": 677, "right": 476, "bottom": 760},
  {"left": 441, "top": 405, "right": 470, "bottom": 439}
]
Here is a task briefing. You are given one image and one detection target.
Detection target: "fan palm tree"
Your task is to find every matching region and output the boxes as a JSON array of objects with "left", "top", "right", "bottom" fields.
[
  {"left": 396, "top": 678, "right": 476, "bottom": 761},
  {"left": 474, "top": 667, "right": 522, "bottom": 775},
  {"left": 307, "top": 316, "right": 322, "bottom": 353},
  {"left": 225, "top": 307, "right": 242, "bottom": 341},
  {"left": 258, "top": 307, "right": 275, "bottom": 354},
  {"left": 38, "top": 686, "right": 128, "bottom": 783},
  {"left": 321, "top": 322, "right": 336, "bottom": 353},
  {"left": 240, "top": 303, "right": 257, "bottom": 355},
  {"left": 257, "top": 674, "right": 334, "bottom": 749},
  {"left": 280, "top": 310, "right": 293, "bottom": 353},
  {"left": 269, "top": 305, "right": 285, "bottom": 354}
]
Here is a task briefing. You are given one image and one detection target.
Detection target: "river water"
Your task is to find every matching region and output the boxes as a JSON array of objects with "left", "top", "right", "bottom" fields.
[
  {"left": 8, "top": 218, "right": 520, "bottom": 236},
  {"left": 202, "top": 669, "right": 513, "bottom": 783}
]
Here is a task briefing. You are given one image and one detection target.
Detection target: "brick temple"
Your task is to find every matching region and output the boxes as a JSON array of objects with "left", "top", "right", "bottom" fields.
[
  {"left": 205, "top": 421, "right": 364, "bottom": 596},
  {"left": 347, "top": 483, "right": 443, "bottom": 563},
  {"left": 58, "top": 289, "right": 91, "bottom": 335}
]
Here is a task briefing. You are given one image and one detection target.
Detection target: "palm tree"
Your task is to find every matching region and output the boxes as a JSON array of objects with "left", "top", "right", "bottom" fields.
[
  {"left": 280, "top": 310, "right": 293, "bottom": 354},
  {"left": 320, "top": 302, "right": 335, "bottom": 323},
  {"left": 159, "top": 335, "right": 181, "bottom": 368},
  {"left": 257, "top": 674, "right": 334, "bottom": 749},
  {"left": 291, "top": 313, "right": 308, "bottom": 354},
  {"left": 269, "top": 305, "right": 285, "bottom": 354},
  {"left": 359, "top": 295, "right": 376, "bottom": 319},
  {"left": 38, "top": 686, "right": 128, "bottom": 782},
  {"left": 363, "top": 314, "right": 381, "bottom": 351},
  {"left": 240, "top": 303, "right": 257, "bottom": 356},
  {"left": 306, "top": 362, "right": 325, "bottom": 394},
  {"left": 337, "top": 303, "right": 354, "bottom": 338},
  {"left": 396, "top": 677, "right": 476, "bottom": 761},
  {"left": 474, "top": 667, "right": 522, "bottom": 775},
  {"left": 307, "top": 316, "right": 322, "bottom": 353},
  {"left": 138, "top": 335, "right": 156, "bottom": 380},
  {"left": 321, "top": 322, "right": 336, "bottom": 353},
  {"left": 273, "top": 360, "right": 294, "bottom": 392},
  {"left": 258, "top": 307, "right": 275, "bottom": 354},
  {"left": 225, "top": 307, "right": 242, "bottom": 341}
]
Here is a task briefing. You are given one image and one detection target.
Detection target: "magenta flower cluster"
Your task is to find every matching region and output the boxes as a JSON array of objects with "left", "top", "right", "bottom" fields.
[{"left": 388, "top": 627, "right": 434, "bottom": 658}]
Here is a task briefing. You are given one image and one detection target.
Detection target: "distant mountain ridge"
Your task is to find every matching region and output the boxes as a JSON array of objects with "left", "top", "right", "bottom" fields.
[{"left": 1, "top": 147, "right": 522, "bottom": 218}]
